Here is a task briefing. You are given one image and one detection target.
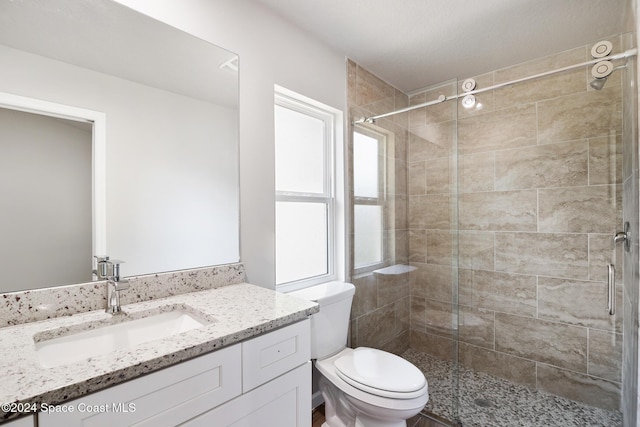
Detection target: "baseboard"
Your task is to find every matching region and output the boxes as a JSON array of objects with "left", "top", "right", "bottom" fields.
[{"left": 312, "top": 390, "right": 324, "bottom": 409}]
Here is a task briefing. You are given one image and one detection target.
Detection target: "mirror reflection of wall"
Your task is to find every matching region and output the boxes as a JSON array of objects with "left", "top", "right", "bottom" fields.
[
  {"left": 0, "top": 108, "right": 92, "bottom": 289},
  {"left": 0, "top": 0, "right": 240, "bottom": 293}
]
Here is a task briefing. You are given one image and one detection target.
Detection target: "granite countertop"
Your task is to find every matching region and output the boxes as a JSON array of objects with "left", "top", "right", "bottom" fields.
[{"left": 0, "top": 283, "right": 318, "bottom": 422}]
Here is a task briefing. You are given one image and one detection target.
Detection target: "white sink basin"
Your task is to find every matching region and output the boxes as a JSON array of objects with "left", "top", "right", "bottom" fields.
[{"left": 35, "top": 309, "right": 209, "bottom": 368}]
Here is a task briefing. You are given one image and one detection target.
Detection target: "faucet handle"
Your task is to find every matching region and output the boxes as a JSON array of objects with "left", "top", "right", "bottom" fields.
[
  {"left": 93, "top": 255, "right": 111, "bottom": 279},
  {"left": 110, "top": 260, "right": 126, "bottom": 281}
]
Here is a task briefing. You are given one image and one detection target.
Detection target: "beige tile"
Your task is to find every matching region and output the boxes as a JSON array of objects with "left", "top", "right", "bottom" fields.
[
  {"left": 410, "top": 296, "right": 426, "bottom": 332},
  {"left": 381, "top": 330, "right": 409, "bottom": 356},
  {"left": 409, "top": 263, "right": 453, "bottom": 302},
  {"left": 494, "top": 47, "right": 587, "bottom": 109},
  {"left": 347, "top": 59, "right": 357, "bottom": 106},
  {"left": 376, "top": 270, "right": 409, "bottom": 307},
  {"left": 495, "top": 141, "right": 588, "bottom": 190},
  {"left": 426, "top": 230, "right": 453, "bottom": 266},
  {"left": 351, "top": 273, "right": 377, "bottom": 319},
  {"left": 495, "top": 232, "right": 589, "bottom": 279},
  {"left": 408, "top": 93, "right": 426, "bottom": 128},
  {"left": 410, "top": 329, "right": 454, "bottom": 361},
  {"left": 589, "top": 329, "right": 622, "bottom": 382},
  {"left": 458, "top": 305, "right": 495, "bottom": 349},
  {"left": 409, "top": 230, "right": 427, "bottom": 263},
  {"left": 409, "top": 194, "right": 451, "bottom": 230},
  {"left": 589, "top": 134, "right": 623, "bottom": 185},
  {"left": 537, "top": 364, "right": 620, "bottom": 411},
  {"left": 355, "top": 64, "right": 395, "bottom": 109},
  {"left": 459, "top": 151, "right": 494, "bottom": 193},
  {"left": 409, "top": 121, "right": 455, "bottom": 160},
  {"left": 395, "top": 297, "right": 410, "bottom": 336},
  {"left": 425, "top": 299, "right": 454, "bottom": 338},
  {"left": 459, "top": 190, "right": 537, "bottom": 231},
  {"left": 589, "top": 233, "right": 623, "bottom": 282},
  {"left": 392, "top": 158, "right": 407, "bottom": 196},
  {"left": 537, "top": 85, "right": 622, "bottom": 144},
  {"left": 538, "top": 185, "right": 619, "bottom": 233},
  {"left": 538, "top": 277, "right": 621, "bottom": 332},
  {"left": 459, "top": 231, "right": 494, "bottom": 270},
  {"left": 495, "top": 313, "right": 588, "bottom": 372},
  {"left": 458, "top": 104, "right": 537, "bottom": 154},
  {"left": 357, "top": 303, "right": 397, "bottom": 348},
  {"left": 458, "top": 269, "right": 536, "bottom": 317},
  {"left": 459, "top": 342, "right": 537, "bottom": 388},
  {"left": 422, "top": 86, "right": 456, "bottom": 125},
  {"left": 408, "top": 161, "right": 426, "bottom": 195},
  {"left": 426, "top": 156, "right": 453, "bottom": 194}
]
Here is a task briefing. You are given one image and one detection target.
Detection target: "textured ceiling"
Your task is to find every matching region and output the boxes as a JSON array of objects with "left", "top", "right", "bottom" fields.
[{"left": 252, "top": 0, "right": 628, "bottom": 93}]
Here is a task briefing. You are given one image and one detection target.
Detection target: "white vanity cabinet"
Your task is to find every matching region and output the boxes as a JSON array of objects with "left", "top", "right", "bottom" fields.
[{"left": 38, "top": 319, "right": 311, "bottom": 427}]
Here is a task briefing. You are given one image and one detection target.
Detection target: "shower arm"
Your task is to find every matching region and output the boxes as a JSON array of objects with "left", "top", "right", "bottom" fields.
[{"left": 353, "top": 48, "right": 638, "bottom": 125}]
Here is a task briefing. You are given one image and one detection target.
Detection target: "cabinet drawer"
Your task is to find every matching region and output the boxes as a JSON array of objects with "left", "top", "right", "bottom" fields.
[
  {"left": 183, "top": 361, "right": 311, "bottom": 427},
  {"left": 39, "top": 344, "right": 241, "bottom": 427},
  {"left": 242, "top": 319, "right": 310, "bottom": 392}
]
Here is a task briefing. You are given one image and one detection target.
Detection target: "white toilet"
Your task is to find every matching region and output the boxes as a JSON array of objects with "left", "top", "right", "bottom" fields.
[{"left": 290, "top": 281, "right": 429, "bottom": 427}]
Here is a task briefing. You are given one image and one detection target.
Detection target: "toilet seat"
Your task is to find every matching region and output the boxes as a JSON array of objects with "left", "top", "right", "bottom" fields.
[{"left": 333, "top": 347, "right": 427, "bottom": 399}]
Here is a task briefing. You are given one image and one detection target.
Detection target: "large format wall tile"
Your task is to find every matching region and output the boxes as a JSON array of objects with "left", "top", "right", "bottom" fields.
[
  {"left": 537, "top": 85, "right": 622, "bottom": 144},
  {"left": 458, "top": 305, "right": 495, "bottom": 349},
  {"left": 495, "top": 232, "right": 589, "bottom": 279},
  {"left": 589, "top": 135, "right": 623, "bottom": 185},
  {"left": 356, "top": 303, "right": 397, "bottom": 348},
  {"left": 538, "top": 277, "right": 621, "bottom": 332},
  {"left": 459, "top": 151, "right": 495, "bottom": 193},
  {"left": 458, "top": 104, "right": 537, "bottom": 154},
  {"left": 458, "top": 231, "right": 494, "bottom": 270},
  {"left": 538, "top": 185, "right": 619, "bottom": 233},
  {"left": 458, "top": 342, "right": 537, "bottom": 387},
  {"left": 458, "top": 269, "right": 536, "bottom": 317},
  {"left": 495, "top": 313, "right": 587, "bottom": 372},
  {"left": 410, "top": 329, "right": 454, "bottom": 361},
  {"left": 459, "top": 190, "right": 537, "bottom": 231},
  {"left": 410, "top": 263, "right": 453, "bottom": 302},
  {"left": 494, "top": 140, "right": 588, "bottom": 190},
  {"left": 537, "top": 364, "right": 620, "bottom": 410},
  {"left": 426, "top": 230, "right": 453, "bottom": 266},
  {"left": 493, "top": 46, "right": 587, "bottom": 109},
  {"left": 409, "top": 194, "right": 451, "bottom": 229},
  {"left": 589, "top": 329, "right": 623, "bottom": 383},
  {"left": 425, "top": 299, "right": 454, "bottom": 338},
  {"left": 409, "top": 122, "right": 455, "bottom": 160}
]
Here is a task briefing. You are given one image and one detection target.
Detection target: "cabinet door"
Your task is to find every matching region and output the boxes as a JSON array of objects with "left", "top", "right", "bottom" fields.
[
  {"left": 39, "top": 344, "right": 241, "bottom": 427},
  {"left": 184, "top": 361, "right": 311, "bottom": 427}
]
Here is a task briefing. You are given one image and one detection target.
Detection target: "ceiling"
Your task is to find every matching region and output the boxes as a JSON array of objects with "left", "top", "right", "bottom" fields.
[{"left": 253, "top": 0, "right": 629, "bottom": 93}]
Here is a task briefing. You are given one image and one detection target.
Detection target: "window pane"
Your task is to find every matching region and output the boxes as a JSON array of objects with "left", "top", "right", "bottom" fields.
[
  {"left": 354, "top": 204, "right": 382, "bottom": 268},
  {"left": 354, "top": 131, "right": 379, "bottom": 198},
  {"left": 276, "top": 201, "right": 328, "bottom": 284},
  {"left": 275, "top": 105, "right": 325, "bottom": 194}
]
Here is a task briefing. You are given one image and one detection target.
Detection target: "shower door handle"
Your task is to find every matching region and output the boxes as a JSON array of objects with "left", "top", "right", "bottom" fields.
[{"left": 607, "top": 264, "right": 615, "bottom": 315}]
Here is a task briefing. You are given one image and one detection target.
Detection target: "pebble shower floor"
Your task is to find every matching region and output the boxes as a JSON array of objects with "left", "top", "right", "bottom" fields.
[{"left": 402, "top": 349, "right": 622, "bottom": 427}]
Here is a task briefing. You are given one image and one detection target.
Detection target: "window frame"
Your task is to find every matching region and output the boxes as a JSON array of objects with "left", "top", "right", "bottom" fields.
[
  {"left": 352, "top": 126, "right": 387, "bottom": 275},
  {"left": 274, "top": 89, "right": 339, "bottom": 292}
]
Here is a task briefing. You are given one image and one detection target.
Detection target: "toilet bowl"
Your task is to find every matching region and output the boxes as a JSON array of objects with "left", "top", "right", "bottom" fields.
[{"left": 289, "top": 282, "right": 429, "bottom": 427}]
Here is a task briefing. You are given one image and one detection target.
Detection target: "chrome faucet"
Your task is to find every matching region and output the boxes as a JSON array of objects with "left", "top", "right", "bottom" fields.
[{"left": 105, "top": 260, "right": 130, "bottom": 314}]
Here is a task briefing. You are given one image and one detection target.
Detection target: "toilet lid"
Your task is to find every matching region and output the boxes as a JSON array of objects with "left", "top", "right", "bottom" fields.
[{"left": 334, "top": 348, "right": 426, "bottom": 398}]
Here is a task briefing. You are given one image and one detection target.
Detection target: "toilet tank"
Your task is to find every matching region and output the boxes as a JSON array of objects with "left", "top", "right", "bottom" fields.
[{"left": 288, "top": 281, "right": 355, "bottom": 359}]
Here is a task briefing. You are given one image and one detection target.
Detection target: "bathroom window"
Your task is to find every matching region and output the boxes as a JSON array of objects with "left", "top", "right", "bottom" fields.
[
  {"left": 275, "top": 87, "right": 342, "bottom": 291},
  {"left": 353, "top": 128, "right": 386, "bottom": 273}
]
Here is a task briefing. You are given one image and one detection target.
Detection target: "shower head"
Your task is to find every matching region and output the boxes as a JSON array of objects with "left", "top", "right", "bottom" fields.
[
  {"left": 589, "top": 62, "right": 627, "bottom": 90},
  {"left": 589, "top": 77, "right": 608, "bottom": 90}
]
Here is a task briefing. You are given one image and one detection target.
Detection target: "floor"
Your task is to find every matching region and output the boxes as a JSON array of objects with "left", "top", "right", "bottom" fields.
[
  {"left": 402, "top": 348, "right": 623, "bottom": 427},
  {"left": 313, "top": 349, "right": 623, "bottom": 426}
]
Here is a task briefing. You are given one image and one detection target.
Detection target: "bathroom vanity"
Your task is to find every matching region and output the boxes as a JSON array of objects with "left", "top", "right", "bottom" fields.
[{"left": 0, "top": 275, "right": 318, "bottom": 426}]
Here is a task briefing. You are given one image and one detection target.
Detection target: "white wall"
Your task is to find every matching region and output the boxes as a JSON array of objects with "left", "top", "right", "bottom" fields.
[{"left": 115, "top": 0, "right": 347, "bottom": 288}]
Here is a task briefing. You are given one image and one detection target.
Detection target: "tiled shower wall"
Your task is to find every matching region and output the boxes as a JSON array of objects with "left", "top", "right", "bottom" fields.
[
  {"left": 408, "top": 37, "right": 625, "bottom": 411},
  {"left": 347, "top": 59, "right": 413, "bottom": 355}
]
